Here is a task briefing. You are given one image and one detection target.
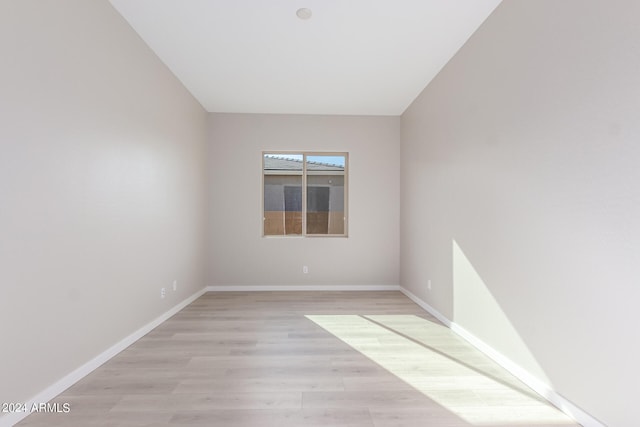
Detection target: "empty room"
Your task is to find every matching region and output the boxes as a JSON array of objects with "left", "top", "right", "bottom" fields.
[{"left": 1, "top": 1, "right": 637, "bottom": 426}]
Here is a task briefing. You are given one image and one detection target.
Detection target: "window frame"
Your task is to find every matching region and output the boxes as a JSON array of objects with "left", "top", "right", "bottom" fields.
[{"left": 262, "top": 151, "right": 349, "bottom": 238}]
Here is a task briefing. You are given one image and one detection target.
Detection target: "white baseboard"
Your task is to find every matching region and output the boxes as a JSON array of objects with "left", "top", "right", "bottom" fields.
[
  {"left": 398, "top": 286, "right": 604, "bottom": 427},
  {"left": 3, "top": 285, "right": 603, "bottom": 427},
  {"left": 398, "top": 286, "right": 452, "bottom": 327},
  {"left": 206, "top": 284, "right": 400, "bottom": 292},
  {"left": 449, "top": 322, "right": 604, "bottom": 427},
  {"left": 0, "top": 287, "right": 208, "bottom": 427}
]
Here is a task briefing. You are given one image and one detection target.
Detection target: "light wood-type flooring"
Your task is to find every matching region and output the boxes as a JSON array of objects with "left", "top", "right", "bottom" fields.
[{"left": 17, "top": 291, "right": 581, "bottom": 427}]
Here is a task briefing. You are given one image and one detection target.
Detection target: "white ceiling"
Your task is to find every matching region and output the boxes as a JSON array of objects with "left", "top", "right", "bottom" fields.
[{"left": 109, "top": 0, "right": 502, "bottom": 116}]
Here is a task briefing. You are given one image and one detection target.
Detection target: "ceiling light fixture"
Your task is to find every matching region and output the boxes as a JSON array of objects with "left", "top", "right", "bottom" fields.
[{"left": 296, "top": 8, "right": 312, "bottom": 20}]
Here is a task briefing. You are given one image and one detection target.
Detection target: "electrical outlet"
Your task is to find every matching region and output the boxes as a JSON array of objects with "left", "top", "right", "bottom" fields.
[
  {"left": 303, "top": 266, "right": 309, "bottom": 274},
  {"left": 172, "top": 280, "right": 177, "bottom": 291},
  {"left": 427, "top": 279, "right": 432, "bottom": 290},
  {"left": 160, "top": 288, "right": 166, "bottom": 299}
]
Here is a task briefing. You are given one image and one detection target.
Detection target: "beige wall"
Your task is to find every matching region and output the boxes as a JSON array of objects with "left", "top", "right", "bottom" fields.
[
  {"left": 0, "top": 0, "right": 208, "bottom": 405},
  {"left": 208, "top": 113, "right": 400, "bottom": 287},
  {"left": 401, "top": 1, "right": 640, "bottom": 426}
]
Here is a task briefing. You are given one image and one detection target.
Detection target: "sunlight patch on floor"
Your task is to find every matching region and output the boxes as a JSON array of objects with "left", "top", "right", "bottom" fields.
[{"left": 306, "top": 314, "right": 576, "bottom": 426}]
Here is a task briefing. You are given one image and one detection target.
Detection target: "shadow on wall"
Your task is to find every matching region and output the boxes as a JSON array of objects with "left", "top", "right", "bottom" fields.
[{"left": 452, "top": 239, "right": 551, "bottom": 387}]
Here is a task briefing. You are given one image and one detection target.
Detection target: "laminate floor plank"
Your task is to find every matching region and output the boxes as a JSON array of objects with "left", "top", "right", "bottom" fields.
[
  {"left": 172, "top": 376, "right": 345, "bottom": 393},
  {"left": 168, "top": 408, "right": 375, "bottom": 427},
  {"left": 16, "top": 291, "right": 580, "bottom": 427},
  {"left": 110, "top": 392, "right": 303, "bottom": 412}
]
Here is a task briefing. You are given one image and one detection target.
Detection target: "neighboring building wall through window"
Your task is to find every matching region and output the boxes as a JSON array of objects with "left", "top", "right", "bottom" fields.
[{"left": 263, "top": 153, "right": 348, "bottom": 237}]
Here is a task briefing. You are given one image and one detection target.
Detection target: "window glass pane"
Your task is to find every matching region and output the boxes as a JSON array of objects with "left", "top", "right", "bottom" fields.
[
  {"left": 264, "top": 154, "right": 302, "bottom": 235},
  {"left": 306, "top": 155, "right": 346, "bottom": 235},
  {"left": 264, "top": 154, "right": 303, "bottom": 171},
  {"left": 306, "top": 155, "right": 345, "bottom": 168}
]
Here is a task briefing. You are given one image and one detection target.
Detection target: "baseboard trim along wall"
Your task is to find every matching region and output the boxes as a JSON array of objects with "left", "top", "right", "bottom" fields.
[
  {"left": 206, "top": 284, "right": 401, "bottom": 292},
  {"left": 0, "top": 287, "right": 208, "bottom": 427},
  {"left": 398, "top": 286, "right": 453, "bottom": 328},
  {"left": 398, "top": 286, "right": 605, "bottom": 427},
  {"left": 4, "top": 285, "right": 603, "bottom": 427},
  {"left": 2, "top": 284, "right": 397, "bottom": 427}
]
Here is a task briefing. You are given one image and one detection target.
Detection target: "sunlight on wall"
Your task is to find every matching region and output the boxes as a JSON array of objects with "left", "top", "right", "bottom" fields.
[
  {"left": 306, "top": 314, "right": 575, "bottom": 426},
  {"left": 452, "top": 240, "right": 551, "bottom": 386}
]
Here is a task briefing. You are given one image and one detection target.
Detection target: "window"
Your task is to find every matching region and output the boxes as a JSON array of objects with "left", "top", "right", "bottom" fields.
[{"left": 263, "top": 152, "right": 348, "bottom": 237}]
